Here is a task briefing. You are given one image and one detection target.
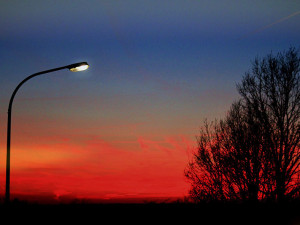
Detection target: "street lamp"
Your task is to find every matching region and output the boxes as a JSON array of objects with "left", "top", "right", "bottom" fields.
[{"left": 5, "top": 62, "right": 89, "bottom": 204}]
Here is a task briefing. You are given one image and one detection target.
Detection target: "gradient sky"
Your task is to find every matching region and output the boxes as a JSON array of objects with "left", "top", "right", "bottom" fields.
[{"left": 0, "top": 0, "right": 299, "bottom": 202}]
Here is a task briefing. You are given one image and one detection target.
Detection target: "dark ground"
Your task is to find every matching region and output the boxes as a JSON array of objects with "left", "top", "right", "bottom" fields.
[{"left": 1, "top": 201, "right": 300, "bottom": 224}]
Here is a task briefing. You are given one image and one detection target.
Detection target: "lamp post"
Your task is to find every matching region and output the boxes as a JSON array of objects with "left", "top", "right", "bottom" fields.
[{"left": 5, "top": 62, "right": 89, "bottom": 204}]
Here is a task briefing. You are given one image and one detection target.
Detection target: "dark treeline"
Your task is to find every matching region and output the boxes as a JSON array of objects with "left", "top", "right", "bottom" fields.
[
  {"left": 1, "top": 200, "right": 300, "bottom": 224},
  {"left": 185, "top": 47, "right": 300, "bottom": 203}
]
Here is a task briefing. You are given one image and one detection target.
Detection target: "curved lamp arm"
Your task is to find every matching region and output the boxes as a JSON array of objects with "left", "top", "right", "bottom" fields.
[
  {"left": 8, "top": 62, "right": 89, "bottom": 112},
  {"left": 5, "top": 62, "right": 89, "bottom": 203}
]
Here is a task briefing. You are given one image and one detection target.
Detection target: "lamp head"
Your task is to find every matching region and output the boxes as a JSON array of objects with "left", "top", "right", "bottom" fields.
[{"left": 68, "top": 62, "right": 89, "bottom": 72}]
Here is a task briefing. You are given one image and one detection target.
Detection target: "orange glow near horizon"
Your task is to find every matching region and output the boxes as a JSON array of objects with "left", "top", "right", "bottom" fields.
[
  {"left": 0, "top": 116, "right": 196, "bottom": 202},
  {"left": 0, "top": 80, "right": 233, "bottom": 203}
]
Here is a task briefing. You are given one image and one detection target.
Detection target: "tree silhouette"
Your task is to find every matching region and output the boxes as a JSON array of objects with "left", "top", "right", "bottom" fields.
[{"left": 185, "top": 47, "right": 300, "bottom": 203}]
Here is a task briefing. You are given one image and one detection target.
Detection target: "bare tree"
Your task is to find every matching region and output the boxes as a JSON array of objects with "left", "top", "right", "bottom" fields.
[
  {"left": 185, "top": 47, "right": 300, "bottom": 203},
  {"left": 237, "top": 47, "right": 300, "bottom": 201}
]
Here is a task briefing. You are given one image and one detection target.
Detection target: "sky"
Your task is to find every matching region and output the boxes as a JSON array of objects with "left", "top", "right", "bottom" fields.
[{"left": 0, "top": 0, "right": 299, "bottom": 203}]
